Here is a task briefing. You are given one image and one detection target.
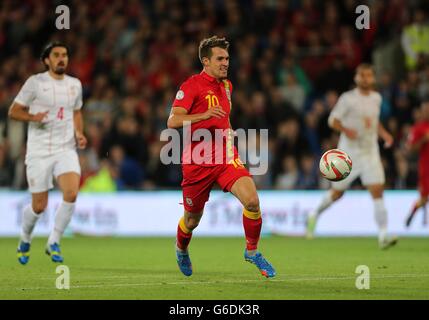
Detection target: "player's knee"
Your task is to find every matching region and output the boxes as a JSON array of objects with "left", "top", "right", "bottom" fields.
[
  {"left": 371, "top": 191, "right": 383, "bottom": 199},
  {"left": 368, "top": 185, "right": 384, "bottom": 199},
  {"left": 185, "top": 217, "right": 200, "bottom": 231},
  {"left": 32, "top": 202, "right": 47, "bottom": 214},
  {"left": 63, "top": 189, "right": 78, "bottom": 202},
  {"left": 331, "top": 190, "right": 344, "bottom": 201},
  {"left": 244, "top": 195, "right": 260, "bottom": 212}
]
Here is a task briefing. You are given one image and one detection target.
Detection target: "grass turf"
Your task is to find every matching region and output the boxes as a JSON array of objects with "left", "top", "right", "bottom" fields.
[{"left": 0, "top": 236, "right": 428, "bottom": 300}]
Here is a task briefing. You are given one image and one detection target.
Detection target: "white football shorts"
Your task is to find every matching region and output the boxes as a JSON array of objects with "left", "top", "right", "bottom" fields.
[
  {"left": 26, "top": 149, "right": 81, "bottom": 193},
  {"left": 331, "top": 151, "right": 385, "bottom": 191}
]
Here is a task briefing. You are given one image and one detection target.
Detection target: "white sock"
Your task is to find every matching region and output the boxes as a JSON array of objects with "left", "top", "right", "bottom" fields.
[
  {"left": 311, "top": 190, "right": 335, "bottom": 219},
  {"left": 374, "top": 198, "right": 388, "bottom": 243},
  {"left": 48, "top": 201, "right": 75, "bottom": 245},
  {"left": 21, "top": 205, "right": 41, "bottom": 243}
]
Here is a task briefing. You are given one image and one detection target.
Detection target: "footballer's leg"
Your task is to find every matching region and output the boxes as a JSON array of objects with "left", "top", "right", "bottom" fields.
[
  {"left": 406, "top": 180, "right": 429, "bottom": 227},
  {"left": 405, "top": 195, "right": 427, "bottom": 227},
  {"left": 18, "top": 156, "right": 53, "bottom": 265},
  {"left": 367, "top": 184, "right": 397, "bottom": 249},
  {"left": 423, "top": 195, "right": 429, "bottom": 225},
  {"left": 306, "top": 189, "right": 344, "bottom": 239},
  {"left": 46, "top": 172, "right": 80, "bottom": 263},
  {"left": 17, "top": 192, "right": 48, "bottom": 265},
  {"left": 306, "top": 163, "right": 359, "bottom": 239},
  {"left": 176, "top": 209, "right": 203, "bottom": 276},
  {"left": 230, "top": 176, "right": 276, "bottom": 278},
  {"left": 177, "top": 164, "right": 214, "bottom": 276}
]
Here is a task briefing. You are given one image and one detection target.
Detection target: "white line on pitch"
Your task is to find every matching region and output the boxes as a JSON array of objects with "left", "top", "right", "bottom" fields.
[{"left": 5, "top": 273, "right": 429, "bottom": 291}]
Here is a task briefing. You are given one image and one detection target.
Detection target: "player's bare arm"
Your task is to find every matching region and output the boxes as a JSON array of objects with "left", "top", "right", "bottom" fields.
[
  {"left": 408, "top": 131, "right": 429, "bottom": 153},
  {"left": 8, "top": 102, "right": 48, "bottom": 123},
  {"left": 329, "top": 117, "right": 357, "bottom": 140},
  {"left": 73, "top": 110, "right": 87, "bottom": 149},
  {"left": 167, "top": 105, "right": 226, "bottom": 129},
  {"left": 378, "top": 123, "right": 394, "bottom": 148}
]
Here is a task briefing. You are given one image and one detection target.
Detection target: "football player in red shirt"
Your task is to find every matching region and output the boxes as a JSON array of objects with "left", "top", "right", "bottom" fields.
[
  {"left": 405, "top": 100, "right": 429, "bottom": 227},
  {"left": 167, "top": 36, "right": 276, "bottom": 278}
]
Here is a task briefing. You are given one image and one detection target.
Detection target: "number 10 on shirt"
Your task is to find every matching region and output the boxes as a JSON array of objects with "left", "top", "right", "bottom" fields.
[{"left": 205, "top": 94, "right": 219, "bottom": 109}]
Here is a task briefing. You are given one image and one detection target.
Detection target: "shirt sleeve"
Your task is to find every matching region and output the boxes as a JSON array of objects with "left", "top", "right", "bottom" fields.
[
  {"left": 74, "top": 80, "right": 83, "bottom": 110},
  {"left": 14, "top": 76, "right": 37, "bottom": 106},
  {"left": 172, "top": 78, "right": 197, "bottom": 112},
  {"left": 328, "top": 93, "right": 348, "bottom": 127}
]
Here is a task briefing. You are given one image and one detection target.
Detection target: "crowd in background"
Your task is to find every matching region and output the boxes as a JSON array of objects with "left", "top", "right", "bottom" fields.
[{"left": 0, "top": 0, "right": 429, "bottom": 191}]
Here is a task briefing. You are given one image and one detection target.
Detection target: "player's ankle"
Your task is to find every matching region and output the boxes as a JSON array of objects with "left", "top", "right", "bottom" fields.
[
  {"left": 246, "top": 249, "right": 257, "bottom": 256},
  {"left": 176, "top": 244, "right": 188, "bottom": 254}
]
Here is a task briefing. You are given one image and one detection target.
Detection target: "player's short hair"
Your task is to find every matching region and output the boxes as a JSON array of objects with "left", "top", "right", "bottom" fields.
[
  {"left": 40, "top": 41, "right": 69, "bottom": 68},
  {"left": 198, "top": 36, "right": 229, "bottom": 64},
  {"left": 356, "top": 63, "right": 374, "bottom": 74}
]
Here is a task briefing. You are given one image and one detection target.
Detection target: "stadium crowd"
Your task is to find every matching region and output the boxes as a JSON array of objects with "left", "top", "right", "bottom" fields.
[{"left": 0, "top": 0, "right": 428, "bottom": 191}]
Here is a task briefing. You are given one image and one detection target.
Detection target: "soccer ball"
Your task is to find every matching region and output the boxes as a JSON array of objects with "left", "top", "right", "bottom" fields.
[{"left": 319, "top": 149, "right": 352, "bottom": 181}]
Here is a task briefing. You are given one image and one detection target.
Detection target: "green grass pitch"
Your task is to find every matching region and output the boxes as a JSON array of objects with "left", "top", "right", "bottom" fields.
[{"left": 1, "top": 236, "right": 428, "bottom": 299}]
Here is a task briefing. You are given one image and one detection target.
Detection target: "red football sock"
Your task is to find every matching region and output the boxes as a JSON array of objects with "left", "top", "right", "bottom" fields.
[
  {"left": 176, "top": 217, "right": 192, "bottom": 251},
  {"left": 242, "top": 209, "right": 262, "bottom": 251}
]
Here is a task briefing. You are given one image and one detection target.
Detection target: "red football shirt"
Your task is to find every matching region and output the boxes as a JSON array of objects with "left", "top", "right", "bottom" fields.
[
  {"left": 408, "top": 121, "right": 429, "bottom": 176},
  {"left": 172, "top": 71, "right": 237, "bottom": 166}
]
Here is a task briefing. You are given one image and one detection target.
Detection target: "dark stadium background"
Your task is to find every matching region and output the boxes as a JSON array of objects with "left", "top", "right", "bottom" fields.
[
  {"left": 0, "top": 0, "right": 428, "bottom": 191},
  {"left": 2, "top": 0, "right": 429, "bottom": 303}
]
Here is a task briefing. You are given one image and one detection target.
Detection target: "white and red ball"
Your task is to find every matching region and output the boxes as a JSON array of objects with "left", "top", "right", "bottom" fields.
[{"left": 319, "top": 149, "right": 352, "bottom": 181}]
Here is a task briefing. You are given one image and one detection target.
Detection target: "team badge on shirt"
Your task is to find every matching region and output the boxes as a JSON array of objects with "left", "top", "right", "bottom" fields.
[
  {"left": 176, "top": 90, "right": 185, "bottom": 100},
  {"left": 185, "top": 197, "right": 193, "bottom": 206}
]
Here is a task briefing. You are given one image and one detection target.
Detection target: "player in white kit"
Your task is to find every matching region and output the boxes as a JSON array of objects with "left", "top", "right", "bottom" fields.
[
  {"left": 306, "top": 64, "right": 398, "bottom": 249},
  {"left": 8, "top": 42, "right": 87, "bottom": 264}
]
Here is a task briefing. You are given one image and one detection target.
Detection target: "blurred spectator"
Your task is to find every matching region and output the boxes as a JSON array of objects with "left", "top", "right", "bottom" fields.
[
  {"left": 278, "top": 74, "right": 306, "bottom": 113},
  {"left": 317, "top": 90, "right": 339, "bottom": 142},
  {"left": 378, "top": 71, "right": 395, "bottom": 120},
  {"left": 315, "top": 54, "right": 353, "bottom": 94},
  {"left": 394, "top": 80, "right": 414, "bottom": 126},
  {"left": 275, "top": 155, "right": 299, "bottom": 190},
  {"left": 417, "top": 64, "right": 429, "bottom": 100},
  {"left": 109, "top": 144, "right": 144, "bottom": 189},
  {"left": 81, "top": 160, "right": 118, "bottom": 192},
  {"left": 304, "top": 110, "right": 322, "bottom": 156},
  {"left": 0, "top": 143, "right": 13, "bottom": 187},
  {"left": 277, "top": 56, "right": 312, "bottom": 95},
  {"left": 100, "top": 116, "right": 147, "bottom": 164},
  {"left": 145, "top": 141, "right": 182, "bottom": 188},
  {"left": 243, "top": 91, "right": 269, "bottom": 130},
  {"left": 244, "top": 132, "right": 272, "bottom": 189},
  {"left": 334, "top": 26, "right": 362, "bottom": 70},
  {"left": 394, "top": 151, "right": 416, "bottom": 189},
  {"left": 401, "top": 8, "right": 429, "bottom": 70},
  {"left": 296, "top": 153, "right": 319, "bottom": 189}
]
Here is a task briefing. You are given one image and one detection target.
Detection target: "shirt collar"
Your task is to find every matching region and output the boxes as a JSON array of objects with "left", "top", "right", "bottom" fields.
[{"left": 200, "top": 70, "right": 219, "bottom": 83}]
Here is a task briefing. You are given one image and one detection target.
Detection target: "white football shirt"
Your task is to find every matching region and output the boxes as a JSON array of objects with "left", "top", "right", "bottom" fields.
[
  {"left": 14, "top": 71, "right": 83, "bottom": 160},
  {"left": 328, "top": 88, "right": 382, "bottom": 155}
]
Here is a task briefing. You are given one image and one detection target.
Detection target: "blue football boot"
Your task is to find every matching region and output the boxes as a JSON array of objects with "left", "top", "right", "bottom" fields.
[
  {"left": 45, "top": 243, "right": 64, "bottom": 263},
  {"left": 176, "top": 249, "right": 193, "bottom": 276},
  {"left": 17, "top": 241, "right": 31, "bottom": 265},
  {"left": 244, "top": 250, "right": 276, "bottom": 278}
]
